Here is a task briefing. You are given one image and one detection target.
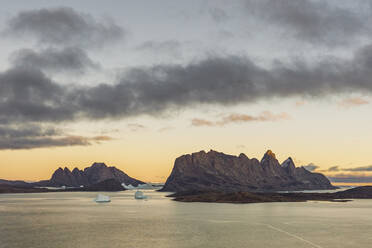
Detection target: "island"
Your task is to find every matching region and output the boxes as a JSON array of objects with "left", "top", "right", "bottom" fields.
[
  {"left": 161, "top": 150, "right": 336, "bottom": 192},
  {"left": 169, "top": 186, "right": 372, "bottom": 204},
  {"left": 0, "top": 162, "right": 145, "bottom": 193}
]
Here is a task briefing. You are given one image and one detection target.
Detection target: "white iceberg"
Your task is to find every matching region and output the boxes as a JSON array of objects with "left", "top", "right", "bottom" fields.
[
  {"left": 94, "top": 194, "right": 111, "bottom": 203},
  {"left": 122, "top": 183, "right": 153, "bottom": 190},
  {"left": 134, "top": 190, "right": 148, "bottom": 199}
]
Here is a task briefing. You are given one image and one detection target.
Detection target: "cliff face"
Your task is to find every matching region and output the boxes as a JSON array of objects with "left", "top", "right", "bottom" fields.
[
  {"left": 48, "top": 162, "right": 144, "bottom": 187},
  {"left": 161, "top": 150, "right": 335, "bottom": 192}
]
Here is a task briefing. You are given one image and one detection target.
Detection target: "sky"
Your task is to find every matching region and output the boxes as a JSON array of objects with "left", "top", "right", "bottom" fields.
[{"left": 1, "top": 0, "right": 372, "bottom": 184}]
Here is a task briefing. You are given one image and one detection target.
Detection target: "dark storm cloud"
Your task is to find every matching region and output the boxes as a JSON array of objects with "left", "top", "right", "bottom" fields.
[
  {"left": 5, "top": 7, "right": 124, "bottom": 47},
  {"left": 244, "top": 0, "right": 367, "bottom": 46},
  {"left": 0, "top": 124, "right": 59, "bottom": 138},
  {"left": 4, "top": 42, "right": 372, "bottom": 123},
  {"left": 0, "top": 66, "right": 74, "bottom": 124},
  {"left": 0, "top": 124, "right": 112, "bottom": 150},
  {"left": 136, "top": 40, "right": 182, "bottom": 58},
  {"left": 3, "top": 40, "right": 372, "bottom": 149},
  {"left": 209, "top": 7, "right": 229, "bottom": 23},
  {"left": 0, "top": 135, "right": 112, "bottom": 150},
  {"left": 10, "top": 47, "right": 100, "bottom": 74}
]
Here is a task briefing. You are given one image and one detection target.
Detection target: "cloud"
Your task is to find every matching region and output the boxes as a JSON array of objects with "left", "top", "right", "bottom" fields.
[
  {"left": 0, "top": 124, "right": 60, "bottom": 138},
  {"left": 244, "top": 0, "right": 367, "bottom": 46},
  {"left": 191, "top": 118, "right": 215, "bottom": 127},
  {"left": 327, "top": 166, "right": 340, "bottom": 172},
  {"left": 4, "top": 41, "right": 372, "bottom": 128},
  {"left": 4, "top": 7, "right": 124, "bottom": 47},
  {"left": 344, "top": 165, "right": 372, "bottom": 172},
  {"left": 303, "top": 163, "right": 319, "bottom": 172},
  {"left": 0, "top": 66, "right": 73, "bottom": 124},
  {"left": 136, "top": 40, "right": 182, "bottom": 58},
  {"left": 10, "top": 47, "right": 100, "bottom": 74},
  {"left": 209, "top": 7, "right": 229, "bottom": 23},
  {"left": 328, "top": 173, "right": 372, "bottom": 183},
  {"left": 127, "top": 123, "right": 146, "bottom": 132},
  {"left": 0, "top": 124, "right": 112, "bottom": 150},
  {"left": 191, "top": 111, "right": 290, "bottom": 127},
  {"left": 221, "top": 111, "right": 290, "bottom": 123},
  {"left": 338, "top": 97, "right": 369, "bottom": 108},
  {"left": 295, "top": 100, "right": 306, "bottom": 107},
  {"left": 158, "top": 126, "right": 174, "bottom": 132}
]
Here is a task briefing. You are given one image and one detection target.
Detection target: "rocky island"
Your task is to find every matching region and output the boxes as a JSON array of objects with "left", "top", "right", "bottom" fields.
[
  {"left": 0, "top": 162, "right": 145, "bottom": 193},
  {"left": 170, "top": 186, "right": 372, "bottom": 204},
  {"left": 39, "top": 162, "right": 145, "bottom": 188},
  {"left": 161, "top": 150, "right": 335, "bottom": 192}
]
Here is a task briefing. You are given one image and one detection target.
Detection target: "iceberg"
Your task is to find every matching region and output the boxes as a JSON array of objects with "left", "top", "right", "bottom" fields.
[
  {"left": 134, "top": 190, "right": 148, "bottom": 199},
  {"left": 94, "top": 194, "right": 111, "bottom": 203},
  {"left": 122, "top": 183, "right": 153, "bottom": 190}
]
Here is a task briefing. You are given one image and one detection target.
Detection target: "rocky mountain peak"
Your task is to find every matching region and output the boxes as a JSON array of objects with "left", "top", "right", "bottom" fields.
[
  {"left": 161, "top": 150, "right": 335, "bottom": 192},
  {"left": 281, "top": 157, "right": 294, "bottom": 167},
  {"left": 91, "top": 162, "right": 107, "bottom": 168},
  {"left": 239, "top": 153, "right": 249, "bottom": 159},
  {"left": 281, "top": 157, "right": 296, "bottom": 175},
  {"left": 47, "top": 162, "right": 144, "bottom": 187},
  {"left": 261, "top": 150, "right": 278, "bottom": 164},
  {"left": 264, "top": 150, "right": 276, "bottom": 159}
]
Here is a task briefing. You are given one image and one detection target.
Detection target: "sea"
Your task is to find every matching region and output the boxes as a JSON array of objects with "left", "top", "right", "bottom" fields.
[{"left": 0, "top": 189, "right": 371, "bottom": 248}]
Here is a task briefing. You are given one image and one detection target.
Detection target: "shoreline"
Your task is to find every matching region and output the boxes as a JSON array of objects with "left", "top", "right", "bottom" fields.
[{"left": 168, "top": 186, "right": 372, "bottom": 204}]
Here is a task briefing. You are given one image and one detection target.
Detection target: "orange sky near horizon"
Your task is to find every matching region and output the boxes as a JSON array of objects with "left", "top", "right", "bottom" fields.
[{"left": 1, "top": 100, "right": 372, "bottom": 184}]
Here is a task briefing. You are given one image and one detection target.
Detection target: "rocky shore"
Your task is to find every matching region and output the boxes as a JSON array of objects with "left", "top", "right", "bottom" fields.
[{"left": 169, "top": 186, "right": 372, "bottom": 204}]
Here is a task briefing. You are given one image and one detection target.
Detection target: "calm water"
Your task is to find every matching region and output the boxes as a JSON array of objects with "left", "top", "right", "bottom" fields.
[{"left": 0, "top": 190, "right": 371, "bottom": 248}]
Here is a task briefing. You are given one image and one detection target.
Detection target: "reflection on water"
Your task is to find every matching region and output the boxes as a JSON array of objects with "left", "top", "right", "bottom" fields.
[{"left": 0, "top": 190, "right": 371, "bottom": 248}]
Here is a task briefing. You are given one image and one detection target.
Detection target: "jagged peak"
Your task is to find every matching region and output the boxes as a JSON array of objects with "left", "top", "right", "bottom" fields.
[
  {"left": 191, "top": 150, "right": 206, "bottom": 156},
  {"left": 281, "top": 157, "right": 295, "bottom": 168},
  {"left": 72, "top": 167, "right": 81, "bottom": 173},
  {"left": 239, "top": 153, "right": 248, "bottom": 159},
  {"left": 208, "top": 150, "right": 225, "bottom": 156},
  {"left": 91, "top": 162, "right": 107, "bottom": 168},
  {"left": 63, "top": 167, "right": 71, "bottom": 172},
  {"left": 261, "top": 150, "right": 276, "bottom": 163},
  {"left": 265, "top": 150, "right": 276, "bottom": 158}
]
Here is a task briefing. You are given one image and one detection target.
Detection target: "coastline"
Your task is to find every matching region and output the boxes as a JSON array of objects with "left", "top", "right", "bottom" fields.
[{"left": 168, "top": 186, "right": 372, "bottom": 204}]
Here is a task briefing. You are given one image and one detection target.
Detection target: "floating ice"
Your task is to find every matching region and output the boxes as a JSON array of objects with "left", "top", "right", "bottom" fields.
[
  {"left": 134, "top": 190, "right": 148, "bottom": 199},
  {"left": 122, "top": 183, "right": 153, "bottom": 190},
  {"left": 94, "top": 194, "right": 111, "bottom": 203}
]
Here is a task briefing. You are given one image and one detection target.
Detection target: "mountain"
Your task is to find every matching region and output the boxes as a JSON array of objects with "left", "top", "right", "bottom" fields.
[
  {"left": 44, "top": 162, "right": 145, "bottom": 187},
  {"left": 170, "top": 186, "right": 372, "bottom": 204},
  {"left": 78, "top": 179, "right": 126, "bottom": 191},
  {"left": 0, "top": 179, "right": 32, "bottom": 188},
  {"left": 161, "top": 150, "right": 335, "bottom": 192}
]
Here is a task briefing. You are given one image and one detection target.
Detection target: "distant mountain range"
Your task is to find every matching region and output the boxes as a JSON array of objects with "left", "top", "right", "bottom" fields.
[
  {"left": 0, "top": 150, "right": 336, "bottom": 194},
  {"left": 0, "top": 162, "right": 145, "bottom": 190},
  {"left": 161, "top": 150, "right": 335, "bottom": 192},
  {"left": 38, "top": 162, "right": 145, "bottom": 187}
]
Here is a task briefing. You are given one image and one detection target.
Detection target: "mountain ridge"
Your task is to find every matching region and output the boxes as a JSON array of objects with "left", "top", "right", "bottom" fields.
[
  {"left": 161, "top": 149, "right": 335, "bottom": 192},
  {"left": 36, "top": 162, "right": 145, "bottom": 187}
]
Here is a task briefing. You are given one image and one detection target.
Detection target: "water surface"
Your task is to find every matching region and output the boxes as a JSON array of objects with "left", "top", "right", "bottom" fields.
[{"left": 0, "top": 190, "right": 371, "bottom": 248}]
